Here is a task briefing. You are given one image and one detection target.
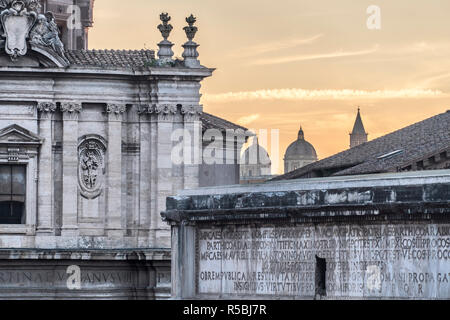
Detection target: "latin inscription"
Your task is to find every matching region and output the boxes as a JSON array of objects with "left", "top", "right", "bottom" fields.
[
  {"left": 197, "top": 223, "right": 450, "bottom": 298},
  {"left": 0, "top": 270, "right": 134, "bottom": 288}
]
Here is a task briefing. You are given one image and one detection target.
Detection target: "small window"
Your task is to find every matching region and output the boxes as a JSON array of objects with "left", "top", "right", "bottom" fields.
[{"left": 0, "top": 165, "right": 26, "bottom": 224}]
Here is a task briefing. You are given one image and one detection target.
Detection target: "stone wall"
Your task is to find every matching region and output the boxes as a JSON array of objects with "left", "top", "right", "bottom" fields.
[{"left": 162, "top": 170, "right": 450, "bottom": 299}]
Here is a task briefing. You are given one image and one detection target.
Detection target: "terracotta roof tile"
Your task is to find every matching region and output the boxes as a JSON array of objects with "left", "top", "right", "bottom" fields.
[{"left": 66, "top": 49, "right": 155, "bottom": 69}]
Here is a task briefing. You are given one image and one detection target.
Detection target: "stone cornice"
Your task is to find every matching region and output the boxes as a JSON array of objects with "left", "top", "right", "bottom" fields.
[
  {"left": 138, "top": 104, "right": 179, "bottom": 122},
  {"left": 153, "top": 104, "right": 178, "bottom": 122}
]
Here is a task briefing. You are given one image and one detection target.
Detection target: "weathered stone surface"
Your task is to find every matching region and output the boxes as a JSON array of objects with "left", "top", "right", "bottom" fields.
[
  {"left": 197, "top": 223, "right": 450, "bottom": 299},
  {"left": 0, "top": 249, "right": 171, "bottom": 299},
  {"left": 163, "top": 170, "right": 450, "bottom": 299}
]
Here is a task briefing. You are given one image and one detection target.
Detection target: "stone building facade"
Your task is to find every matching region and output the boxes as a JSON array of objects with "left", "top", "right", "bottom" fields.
[{"left": 0, "top": 2, "right": 244, "bottom": 298}]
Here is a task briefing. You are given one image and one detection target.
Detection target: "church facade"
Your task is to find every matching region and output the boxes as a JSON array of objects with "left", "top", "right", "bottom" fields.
[{"left": 0, "top": 1, "right": 245, "bottom": 299}]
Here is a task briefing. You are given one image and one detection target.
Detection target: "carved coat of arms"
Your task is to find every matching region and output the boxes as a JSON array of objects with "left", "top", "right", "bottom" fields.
[
  {"left": 78, "top": 137, "right": 106, "bottom": 199},
  {"left": 0, "top": 0, "right": 37, "bottom": 60},
  {"left": 0, "top": 0, "right": 67, "bottom": 63}
]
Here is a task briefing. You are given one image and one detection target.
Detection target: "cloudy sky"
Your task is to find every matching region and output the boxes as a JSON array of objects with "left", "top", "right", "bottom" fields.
[{"left": 90, "top": 0, "right": 450, "bottom": 174}]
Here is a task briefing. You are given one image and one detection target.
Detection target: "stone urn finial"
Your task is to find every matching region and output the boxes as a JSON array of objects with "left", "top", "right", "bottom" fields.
[
  {"left": 158, "top": 12, "right": 173, "bottom": 40},
  {"left": 183, "top": 14, "right": 198, "bottom": 41},
  {"left": 182, "top": 14, "right": 200, "bottom": 68},
  {"left": 156, "top": 12, "right": 174, "bottom": 64}
]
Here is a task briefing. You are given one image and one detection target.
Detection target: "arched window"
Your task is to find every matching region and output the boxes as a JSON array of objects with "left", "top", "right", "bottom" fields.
[{"left": 0, "top": 165, "right": 26, "bottom": 224}]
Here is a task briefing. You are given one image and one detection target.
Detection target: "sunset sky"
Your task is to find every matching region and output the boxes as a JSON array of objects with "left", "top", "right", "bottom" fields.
[{"left": 90, "top": 0, "right": 450, "bottom": 174}]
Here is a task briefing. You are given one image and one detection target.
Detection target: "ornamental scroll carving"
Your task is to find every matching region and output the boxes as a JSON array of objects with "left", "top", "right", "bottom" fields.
[{"left": 78, "top": 135, "right": 107, "bottom": 200}]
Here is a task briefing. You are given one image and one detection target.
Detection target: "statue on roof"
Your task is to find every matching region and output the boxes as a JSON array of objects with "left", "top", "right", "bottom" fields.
[{"left": 30, "top": 11, "right": 66, "bottom": 58}]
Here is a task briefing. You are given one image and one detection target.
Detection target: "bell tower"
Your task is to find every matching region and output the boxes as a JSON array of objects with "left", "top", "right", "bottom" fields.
[
  {"left": 350, "top": 107, "right": 368, "bottom": 148},
  {"left": 39, "top": 0, "right": 94, "bottom": 50}
]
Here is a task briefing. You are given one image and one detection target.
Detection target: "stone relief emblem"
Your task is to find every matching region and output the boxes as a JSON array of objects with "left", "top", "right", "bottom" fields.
[
  {"left": 0, "top": 0, "right": 68, "bottom": 64},
  {"left": 0, "top": 0, "right": 38, "bottom": 61},
  {"left": 78, "top": 136, "right": 107, "bottom": 200}
]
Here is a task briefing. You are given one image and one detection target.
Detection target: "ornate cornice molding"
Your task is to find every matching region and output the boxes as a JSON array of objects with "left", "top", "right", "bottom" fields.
[
  {"left": 37, "top": 101, "right": 57, "bottom": 113},
  {"left": 138, "top": 104, "right": 178, "bottom": 122},
  {"left": 37, "top": 101, "right": 57, "bottom": 119},
  {"left": 106, "top": 103, "right": 126, "bottom": 121},
  {"left": 153, "top": 104, "right": 178, "bottom": 121},
  {"left": 137, "top": 104, "right": 151, "bottom": 115},
  {"left": 181, "top": 105, "right": 202, "bottom": 122},
  {"left": 61, "top": 102, "right": 82, "bottom": 120}
]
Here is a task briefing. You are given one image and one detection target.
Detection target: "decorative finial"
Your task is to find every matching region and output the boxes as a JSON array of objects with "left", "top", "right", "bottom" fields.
[
  {"left": 182, "top": 14, "right": 200, "bottom": 68},
  {"left": 183, "top": 14, "right": 198, "bottom": 41},
  {"left": 156, "top": 12, "right": 174, "bottom": 64},
  {"left": 158, "top": 12, "right": 173, "bottom": 40},
  {"left": 298, "top": 126, "right": 305, "bottom": 140}
]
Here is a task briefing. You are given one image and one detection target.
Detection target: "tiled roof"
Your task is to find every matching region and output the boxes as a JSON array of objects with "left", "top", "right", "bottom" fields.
[
  {"left": 273, "top": 110, "right": 450, "bottom": 181},
  {"left": 66, "top": 49, "right": 156, "bottom": 69},
  {"left": 200, "top": 112, "right": 248, "bottom": 132}
]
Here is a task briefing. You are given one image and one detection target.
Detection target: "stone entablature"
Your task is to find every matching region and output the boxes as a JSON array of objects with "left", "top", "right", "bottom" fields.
[
  {"left": 162, "top": 170, "right": 450, "bottom": 299},
  {"left": 0, "top": 248, "right": 171, "bottom": 299}
]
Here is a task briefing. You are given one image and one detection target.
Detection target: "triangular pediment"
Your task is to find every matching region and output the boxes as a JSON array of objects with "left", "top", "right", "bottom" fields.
[{"left": 0, "top": 124, "right": 42, "bottom": 145}]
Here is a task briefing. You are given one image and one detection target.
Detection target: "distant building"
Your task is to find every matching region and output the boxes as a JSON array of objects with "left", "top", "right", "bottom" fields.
[
  {"left": 284, "top": 126, "right": 318, "bottom": 174},
  {"left": 350, "top": 108, "right": 368, "bottom": 148},
  {"left": 274, "top": 110, "right": 450, "bottom": 181},
  {"left": 240, "top": 137, "right": 273, "bottom": 184}
]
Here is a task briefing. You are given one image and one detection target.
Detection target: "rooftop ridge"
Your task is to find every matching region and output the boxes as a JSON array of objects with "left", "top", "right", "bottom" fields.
[{"left": 273, "top": 110, "right": 450, "bottom": 181}]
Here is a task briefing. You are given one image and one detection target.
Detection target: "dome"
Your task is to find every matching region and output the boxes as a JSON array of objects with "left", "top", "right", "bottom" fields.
[
  {"left": 284, "top": 127, "right": 318, "bottom": 160},
  {"left": 241, "top": 137, "right": 271, "bottom": 165}
]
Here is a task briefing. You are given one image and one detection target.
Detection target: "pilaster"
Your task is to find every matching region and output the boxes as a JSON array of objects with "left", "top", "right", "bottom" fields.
[
  {"left": 181, "top": 105, "right": 203, "bottom": 190},
  {"left": 36, "top": 101, "right": 56, "bottom": 234},
  {"left": 151, "top": 104, "right": 177, "bottom": 246},
  {"left": 60, "top": 102, "right": 82, "bottom": 236},
  {"left": 105, "top": 103, "right": 126, "bottom": 237}
]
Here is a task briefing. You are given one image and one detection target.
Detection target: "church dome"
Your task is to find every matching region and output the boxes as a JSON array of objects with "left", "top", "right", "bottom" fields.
[
  {"left": 241, "top": 137, "right": 271, "bottom": 165},
  {"left": 284, "top": 127, "right": 318, "bottom": 160}
]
